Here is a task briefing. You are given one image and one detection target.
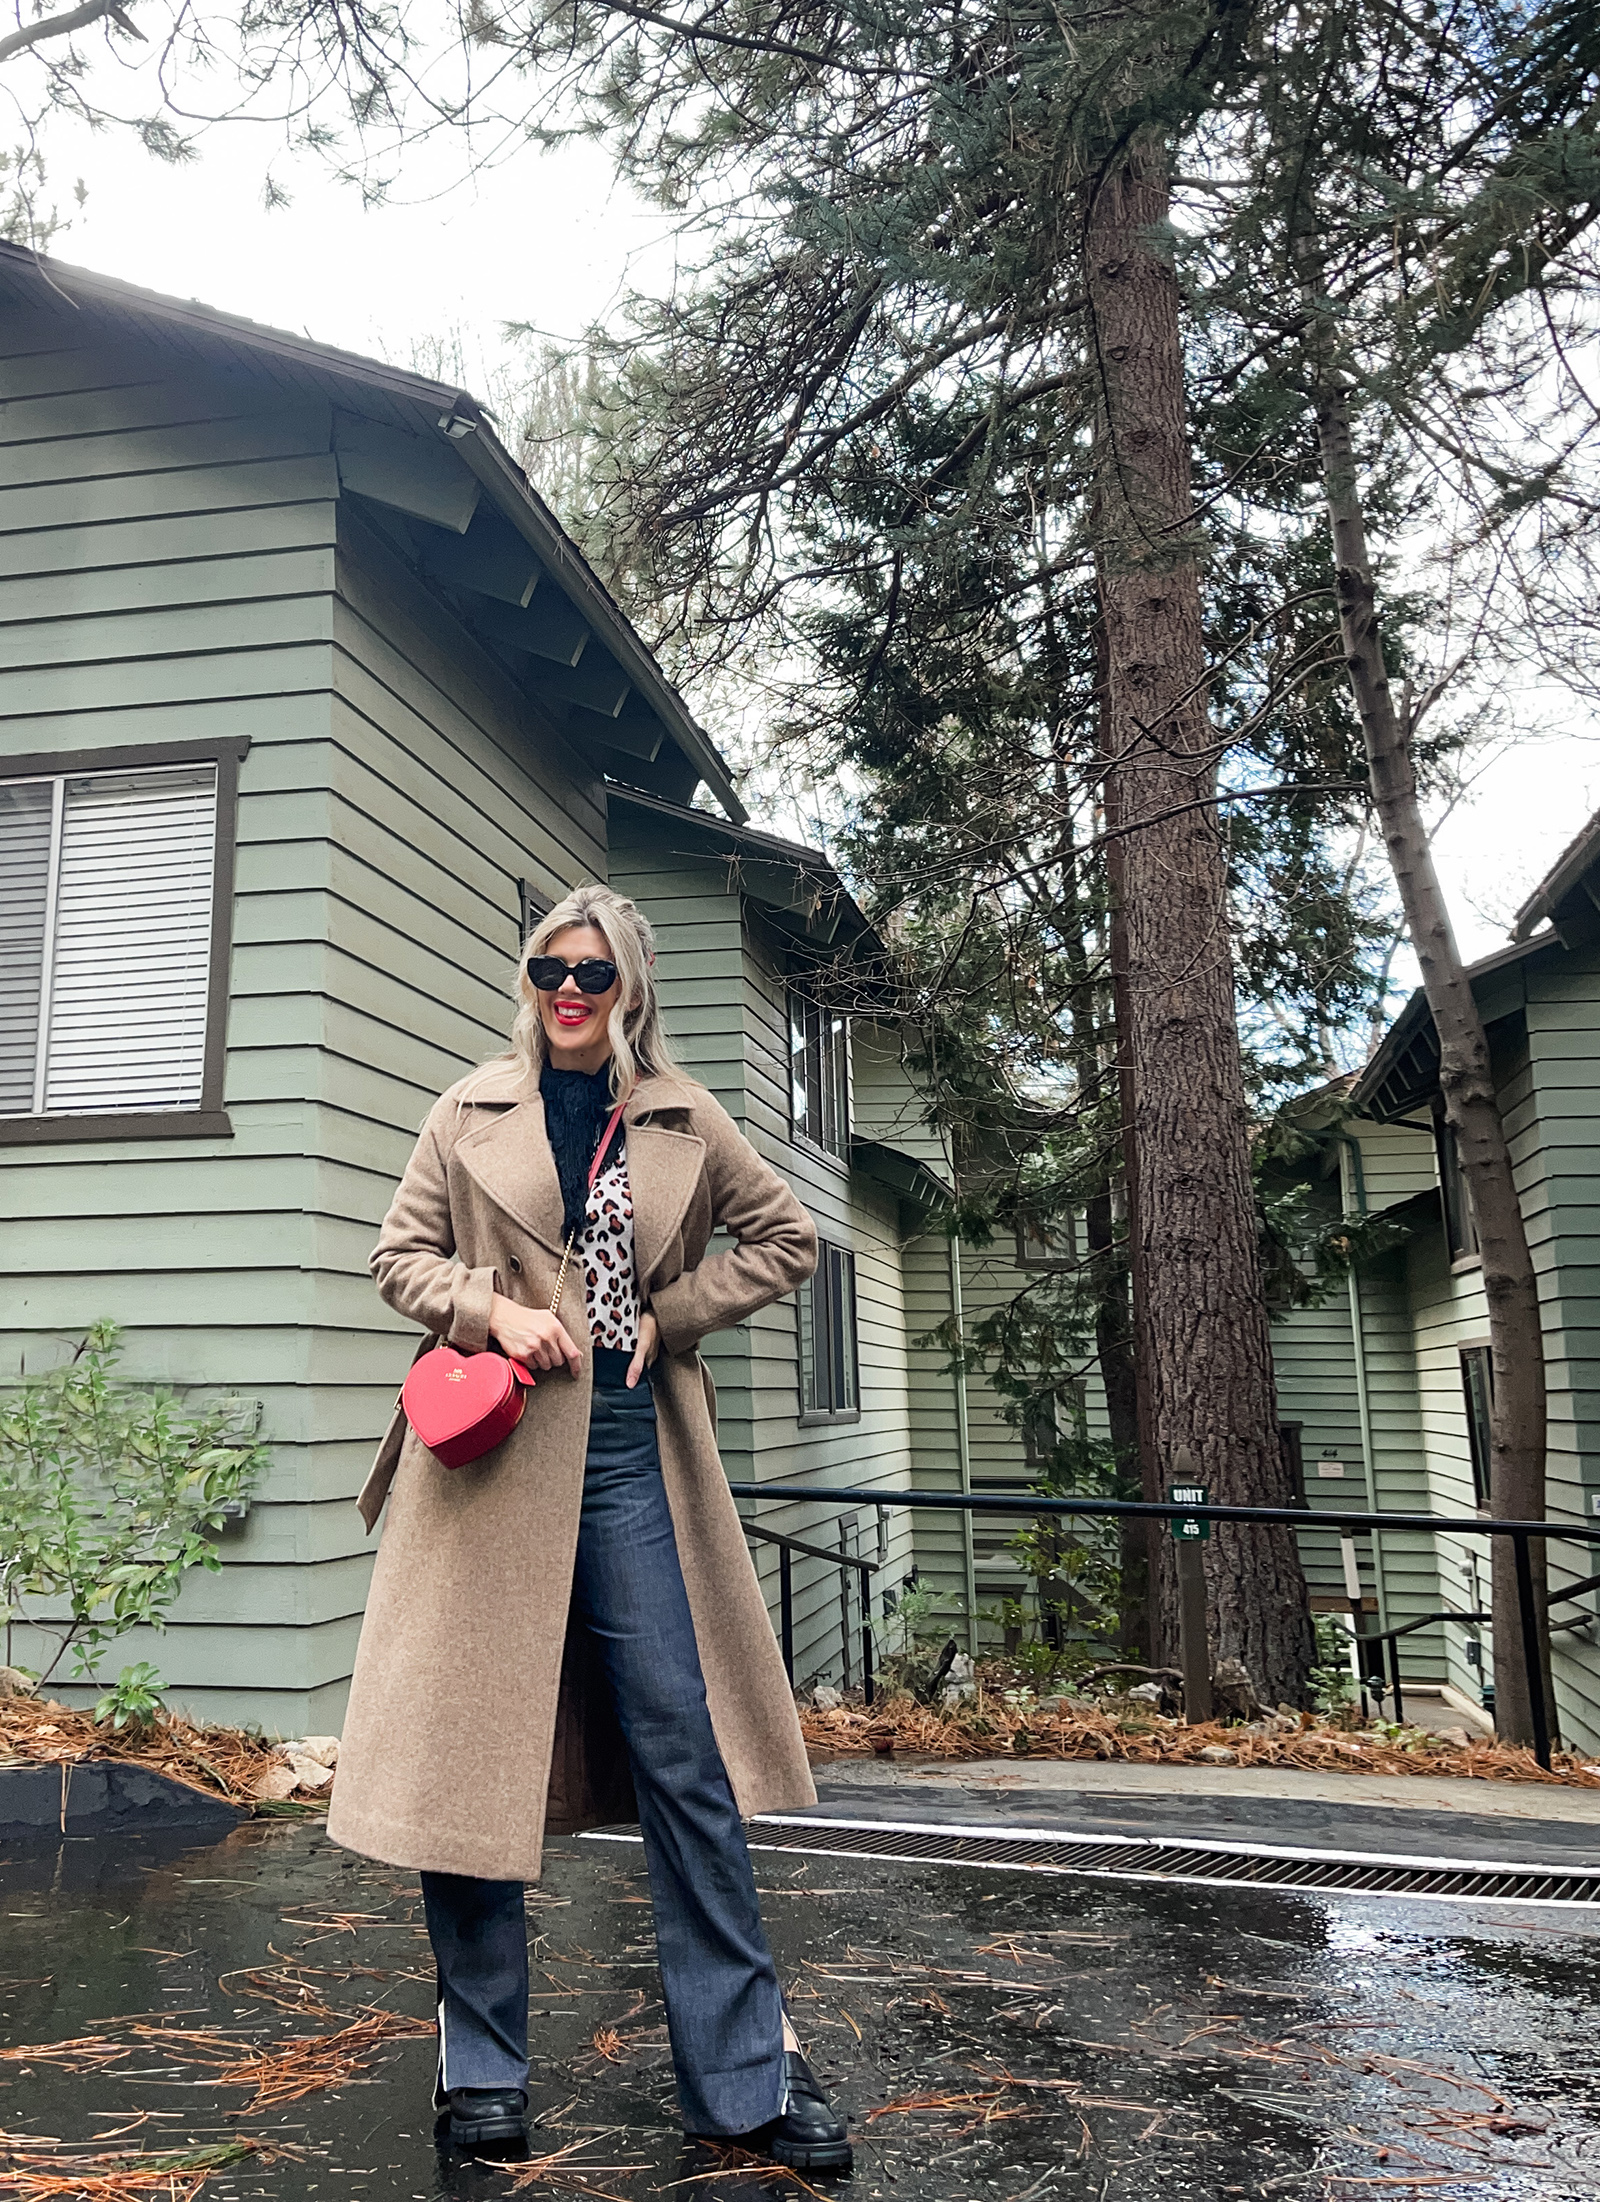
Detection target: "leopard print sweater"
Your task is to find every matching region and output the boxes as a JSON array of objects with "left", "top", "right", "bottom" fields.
[{"left": 579, "top": 1152, "right": 640, "bottom": 1350}]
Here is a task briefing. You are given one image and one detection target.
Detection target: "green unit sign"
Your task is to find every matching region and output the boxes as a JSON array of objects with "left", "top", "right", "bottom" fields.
[{"left": 1169, "top": 1483, "right": 1210, "bottom": 1542}]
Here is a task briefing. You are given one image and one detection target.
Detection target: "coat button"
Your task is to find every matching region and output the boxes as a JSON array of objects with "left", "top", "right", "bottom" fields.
[{"left": 508, "top": 1255, "right": 522, "bottom": 1274}]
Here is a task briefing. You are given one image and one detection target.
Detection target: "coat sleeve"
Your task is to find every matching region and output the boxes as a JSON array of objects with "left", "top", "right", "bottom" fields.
[
  {"left": 649, "top": 1095, "right": 818, "bottom": 1358},
  {"left": 370, "top": 1095, "right": 500, "bottom": 1353}
]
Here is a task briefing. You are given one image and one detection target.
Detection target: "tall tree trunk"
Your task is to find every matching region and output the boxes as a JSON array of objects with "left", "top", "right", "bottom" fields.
[
  {"left": 1310, "top": 374, "right": 1552, "bottom": 1744},
  {"left": 1097, "top": 595, "right": 1164, "bottom": 1664},
  {"left": 1087, "top": 140, "right": 1314, "bottom": 1707},
  {"left": 1054, "top": 703, "right": 1149, "bottom": 1660}
]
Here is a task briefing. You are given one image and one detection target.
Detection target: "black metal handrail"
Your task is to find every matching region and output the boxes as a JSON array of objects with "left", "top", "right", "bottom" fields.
[
  {"left": 737, "top": 1516, "right": 877, "bottom": 1704},
  {"left": 728, "top": 1482, "right": 1600, "bottom": 1768},
  {"left": 1348, "top": 1607, "right": 1491, "bottom": 1726}
]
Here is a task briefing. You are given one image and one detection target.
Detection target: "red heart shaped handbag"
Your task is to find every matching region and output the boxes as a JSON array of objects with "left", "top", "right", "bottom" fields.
[
  {"left": 402, "top": 1346, "right": 536, "bottom": 1469},
  {"left": 400, "top": 1101, "right": 625, "bottom": 1470}
]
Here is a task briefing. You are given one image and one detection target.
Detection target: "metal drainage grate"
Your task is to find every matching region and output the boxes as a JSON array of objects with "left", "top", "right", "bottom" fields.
[{"left": 581, "top": 1813, "right": 1600, "bottom": 1908}]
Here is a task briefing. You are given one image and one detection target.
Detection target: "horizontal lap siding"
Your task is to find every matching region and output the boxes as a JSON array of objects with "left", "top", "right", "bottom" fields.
[
  {"left": 850, "top": 1029, "right": 968, "bottom": 1625},
  {"left": 902, "top": 1234, "right": 972, "bottom": 1627},
  {"left": 1525, "top": 954, "right": 1600, "bottom": 1750},
  {"left": 1354, "top": 1120, "right": 1440, "bottom": 1213},
  {"left": 1352, "top": 1255, "right": 1445, "bottom": 1684},
  {"left": 0, "top": 332, "right": 344, "bottom": 1728},
  {"left": 1407, "top": 1228, "right": 1502, "bottom": 1707},
  {"left": 0, "top": 328, "right": 607, "bottom": 1729},
  {"left": 1272, "top": 1275, "right": 1377, "bottom": 1605},
  {"left": 738, "top": 927, "right": 916, "bottom": 1684}
]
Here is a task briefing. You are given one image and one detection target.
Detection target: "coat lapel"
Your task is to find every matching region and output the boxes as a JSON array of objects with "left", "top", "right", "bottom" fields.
[
  {"left": 456, "top": 1076, "right": 570, "bottom": 1259},
  {"left": 453, "top": 1066, "right": 707, "bottom": 1279},
  {"left": 628, "top": 1122, "right": 707, "bottom": 1288},
  {"left": 625, "top": 1075, "right": 706, "bottom": 1289}
]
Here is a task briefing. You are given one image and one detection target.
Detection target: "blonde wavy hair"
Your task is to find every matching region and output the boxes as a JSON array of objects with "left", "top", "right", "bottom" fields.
[{"left": 507, "top": 883, "right": 680, "bottom": 1101}]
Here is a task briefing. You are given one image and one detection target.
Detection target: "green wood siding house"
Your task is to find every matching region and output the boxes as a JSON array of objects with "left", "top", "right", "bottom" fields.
[
  {"left": 0, "top": 247, "right": 748, "bottom": 1729},
  {"left": 16, "top": 246, "right": 1596, "bottom": 1748},
  {"left": 0, "top": 246, "right": 971, "bottom": 1729}
]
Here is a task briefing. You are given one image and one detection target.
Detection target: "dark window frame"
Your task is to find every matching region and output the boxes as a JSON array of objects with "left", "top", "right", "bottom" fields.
[
  {"left": 0, "top": 736, "right": 246, "bottom": 1146},
  {"left": 798, "top": 1238, "right": 860, "bottom": 1424},
  {"left": 1014, "top": 1212, "right": 1078, "bottom": 1270},
  {"left": 788, "top": 986, "right": 850, "bottom": 1162},
  {"left": 1435, "top": 1110, "right": 1480, "bottom": 1263},
  {"left": 1460, "top": 1342, "right": 1495, "bottom": 1510},
  {"left": 519, "top": 878, "right": 554, "bottom": 941},
  {"left": 1280, "top": 1420, "right": 1307, "bottom": 1508}
]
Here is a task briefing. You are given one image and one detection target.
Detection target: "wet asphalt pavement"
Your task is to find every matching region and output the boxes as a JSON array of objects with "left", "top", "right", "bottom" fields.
[{"left": 0, "top": 1813, "right": 1598, "bottom": 2201}]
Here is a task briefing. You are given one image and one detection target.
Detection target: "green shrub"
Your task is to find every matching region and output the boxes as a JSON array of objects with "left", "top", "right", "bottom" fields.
[
  {"left": 0, "top": 1323, "right": 265, "bottom": 1692},
  {"left": 94, "top": 1660, "right": 167, "bottom": 1731},
  {"left": 873, "top": 1580, "right": 966, "bottom": 1703},
  {"left": 1308, "top": 1612, "right": 1359, "bottom": 1717}
]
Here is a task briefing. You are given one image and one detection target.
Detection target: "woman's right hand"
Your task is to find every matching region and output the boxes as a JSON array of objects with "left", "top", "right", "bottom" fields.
[{"left": 489, "top": 1294, "right": 581, "bottom": 1374}]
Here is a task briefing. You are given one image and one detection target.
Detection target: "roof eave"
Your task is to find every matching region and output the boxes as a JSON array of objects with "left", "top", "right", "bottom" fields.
[
  {"left": 1351, "top": 929, "right": 1559, "bottom": 1119},
  {"left": 454, "top": 434, "right": 745, "bottom": 823},
  {"left": 0, "top": 241, "right": 745, "bottom": 823}
]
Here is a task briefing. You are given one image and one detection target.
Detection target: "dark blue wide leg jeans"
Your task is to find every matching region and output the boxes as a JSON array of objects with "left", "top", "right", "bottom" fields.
[{"left": 422, "top": 1361, "right": 787, "bottom": 2137}]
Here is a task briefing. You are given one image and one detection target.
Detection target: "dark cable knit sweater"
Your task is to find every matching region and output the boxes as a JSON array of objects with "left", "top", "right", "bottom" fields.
[{"left": 540, "top": 1062, "right": 623, "bottom": 1240}]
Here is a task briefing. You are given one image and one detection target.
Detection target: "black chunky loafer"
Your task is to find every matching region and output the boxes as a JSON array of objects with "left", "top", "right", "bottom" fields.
[
  {"left": 763, "top": 2050, "right": 853, "bottom": 2174},
  {"left": 433, "top": 2085, "right": 531, "bottom": 2157}
]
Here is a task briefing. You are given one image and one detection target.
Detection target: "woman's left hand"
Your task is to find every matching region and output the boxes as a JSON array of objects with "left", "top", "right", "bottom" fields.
[{"left": 626, "top": 1310, "right": 661, "bottom": 1389}]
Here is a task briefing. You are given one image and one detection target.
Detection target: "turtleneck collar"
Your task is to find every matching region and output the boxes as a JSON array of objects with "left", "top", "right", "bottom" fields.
[{"left": 540, "top": 1060, "right": 620, "bottom": 1239}]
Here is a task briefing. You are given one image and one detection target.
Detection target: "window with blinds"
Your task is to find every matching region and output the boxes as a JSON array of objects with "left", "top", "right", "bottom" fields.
[{"left": 0, "top": 763, "right": 218, "bottom": 1118}]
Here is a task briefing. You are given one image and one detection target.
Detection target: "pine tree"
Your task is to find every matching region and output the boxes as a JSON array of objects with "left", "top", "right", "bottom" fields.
[
  {"left": 504, "top": 0, "right": 1450, "bottom": 1700},
  {"left": 1187, "top": 0, "right": 1600, "bottom": 1740}
]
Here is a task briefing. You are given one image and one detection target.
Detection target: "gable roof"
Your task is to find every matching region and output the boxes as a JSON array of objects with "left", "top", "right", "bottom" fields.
[
  {"left": 0, "top": 240, "right": 745, "bottom": 823},
  {"left": 1352, "top": 934, "right": 1557, "bottom": 1121},
  {"left": 606, "top": 787, "right": 888, "bottom": 967},
  {"left": 1513, "top": 805, "right": 1600, "bottom": 947}
]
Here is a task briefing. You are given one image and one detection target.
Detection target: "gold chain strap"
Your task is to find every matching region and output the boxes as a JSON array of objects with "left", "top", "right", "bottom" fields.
[{"left": 548, "top": 1227, "right": 579, "bottom": 1320}]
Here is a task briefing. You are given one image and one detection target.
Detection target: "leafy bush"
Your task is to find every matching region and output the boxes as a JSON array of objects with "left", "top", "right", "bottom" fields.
[
  {"left": 0, "top": 1323, "right": 266, "bottom": 1691},
  {"left": 873, "top": 1580, "right": 966, "bottom": 1704},
  {"left": 94, "top": 1660, "right": 167, "bottom": 1731},
  {"left": 1308, "top": 1613, "right": 1359, "bottom": 1717}
]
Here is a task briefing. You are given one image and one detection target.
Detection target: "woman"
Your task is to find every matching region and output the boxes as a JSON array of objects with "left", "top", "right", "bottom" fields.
[{"left": 327, "top": 885, "right": 852, "bottom": 2174}]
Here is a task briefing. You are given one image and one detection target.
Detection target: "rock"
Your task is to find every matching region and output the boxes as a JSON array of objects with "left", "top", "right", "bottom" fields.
[
  {"left": 251, "top": 1764, "right": 301, "bottom": 1802},
  {"left": 1434, "top": 1726, "right": 1474, "bottom": 1749},
  {"left": 1126, "top": 1682, "right": 1165, "bottom": 1707},
  {"left": 278, "top": 1736, "right": 339, "bottom": 1768},
  {"left": 1211, "top": 1659, "right": 1263, "bottom": 1721},
  {"left": 0, "top": 1669, "right": 36, "bottom": 1699},
  {"left": 272, "top": 1739, "right": 338, "bottom": 1792},
  {"left": 811, "top": 1686, "right": 843, "bottom": 1711},
  {"left": 1198, "top": 1744, "right": 1238, "bottom": 1764}
]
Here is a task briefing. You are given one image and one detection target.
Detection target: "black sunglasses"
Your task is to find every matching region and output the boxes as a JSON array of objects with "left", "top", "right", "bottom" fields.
[{"left": 527, "top": 955, "right": 619, "bottom": 994}]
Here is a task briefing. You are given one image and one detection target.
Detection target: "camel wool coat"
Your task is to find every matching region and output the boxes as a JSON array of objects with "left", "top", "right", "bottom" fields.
[{"left": 326, "top": 1063, "right": 820, "bottom": 1884}]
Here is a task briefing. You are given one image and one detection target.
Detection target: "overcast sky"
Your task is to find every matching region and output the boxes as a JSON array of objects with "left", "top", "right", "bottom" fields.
[{"left": 41, "top": 111, "right": 1600, "bottom": 980}]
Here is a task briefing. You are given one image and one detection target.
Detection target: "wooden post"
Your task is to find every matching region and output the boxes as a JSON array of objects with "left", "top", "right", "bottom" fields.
[
  {"left": 1177, "top": 1542, "right": 1212, "bottom": 1724},
  {"left": 1169, "top": 1449, "right": 1212, "bottom": 1723}
]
